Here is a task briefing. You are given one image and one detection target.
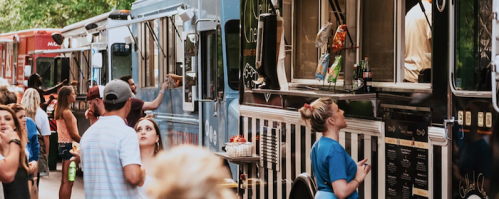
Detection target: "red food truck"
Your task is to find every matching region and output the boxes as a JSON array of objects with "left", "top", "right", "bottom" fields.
[{"left": 0, "top": 29, "right": 62, "bottom": 86}]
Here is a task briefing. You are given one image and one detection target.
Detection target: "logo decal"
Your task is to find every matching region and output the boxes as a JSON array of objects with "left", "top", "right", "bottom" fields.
[
  {"left": 264, "top": 93, "right": 271, "bottom": 103},
  {"left": 47, "top": 42, "right": 59, "bottom": 47}
]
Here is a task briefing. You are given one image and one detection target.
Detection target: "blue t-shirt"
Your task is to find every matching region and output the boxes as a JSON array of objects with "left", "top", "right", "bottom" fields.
[
  {"left": 26, "top": 117, "right": 40, "bottom": 162},
  {"left": 311, "top": 137, "right": 358, "bottom": 199}
]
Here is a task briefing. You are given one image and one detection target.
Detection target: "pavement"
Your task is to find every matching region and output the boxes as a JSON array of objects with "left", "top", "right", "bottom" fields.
[{"left": 38, "top": 163, "right": 85, "bottom": 199}]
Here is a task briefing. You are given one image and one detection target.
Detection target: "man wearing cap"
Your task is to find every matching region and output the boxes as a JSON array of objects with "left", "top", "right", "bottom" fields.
[
  {"left": 80, "top": 80, "right": 145, "bottom": 199},
  {"left": 85, "top": 85, "right": 106, "bottom": 125},
  {"left": 119, "top": 75, "right": 168, "bottom": 127}
]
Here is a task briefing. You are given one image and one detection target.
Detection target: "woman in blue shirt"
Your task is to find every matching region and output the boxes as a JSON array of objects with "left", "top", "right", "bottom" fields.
[{"left": 299, "top": 98, "right": 371, "bottom": 199}]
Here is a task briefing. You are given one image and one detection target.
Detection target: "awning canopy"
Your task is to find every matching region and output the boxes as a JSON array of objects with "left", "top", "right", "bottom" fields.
[
  {"left": 29, "top": 47, "right": 90, "bottom": 55},
  {"left": 0, "top": 39, "right": 13, "bottom": 43},
  {"left": 105, "top": 6, "right": 181, "bottom": 29}
]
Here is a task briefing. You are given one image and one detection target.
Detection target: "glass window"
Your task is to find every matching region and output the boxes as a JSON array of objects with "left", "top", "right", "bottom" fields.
[
  {"left": 36, "top": 57, "right": 55, "bottom": 89},
  {"left": 454, "top": 0, "right": 492, "bottom": 91},
  {"left": 293, "top": 0, "right": 319, "bottom": 79},
  {"left": 225, "top": 20, "right": 239, "bottom": 90},
  {"left": 111, "top": 43, "right": 132, "bottom": 80},
  {"left": 362, "top": 0, "right": 395, "bottom": 82},
  {"left": 201, "top": 31, "right": 217, "bottom": 99},
  {"left": 139, "top": 20, "right": 160, "bottom": 87}
]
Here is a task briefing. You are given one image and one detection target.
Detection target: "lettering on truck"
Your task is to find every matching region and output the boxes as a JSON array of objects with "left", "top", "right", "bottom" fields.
[
  {"left": 167, "top": 130, "right": 198, "bottom": 147},
  {"left": 47, "top": 42, "right": 59, "bottom": 47}
]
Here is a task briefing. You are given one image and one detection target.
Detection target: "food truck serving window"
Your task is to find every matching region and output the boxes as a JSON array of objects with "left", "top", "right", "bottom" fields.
[
  {"left": 111, "top": 43, "right": 132, "bottom": 80},
  {"left": 225, "top": 20, "right": 239, "bottom": 91},
  {"left": 285, "top": 0, "right": 433, "bottom": 88},
  {"left": 36, "top": 57, "right": 55, "bottom": 88}
]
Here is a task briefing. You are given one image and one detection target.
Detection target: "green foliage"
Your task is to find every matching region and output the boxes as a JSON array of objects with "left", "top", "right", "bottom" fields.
[{"left": 0, "top": 0, "right": 135, "bottom": 33}]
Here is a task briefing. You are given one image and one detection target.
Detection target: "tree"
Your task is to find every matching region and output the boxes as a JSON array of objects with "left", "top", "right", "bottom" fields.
[{"left": 0, "top": 0, "right": 135, "bottom": 33}]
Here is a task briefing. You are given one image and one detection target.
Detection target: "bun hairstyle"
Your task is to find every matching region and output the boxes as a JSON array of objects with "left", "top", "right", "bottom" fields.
[{"left": 299, "top": 98, "right": 334, "bottom": 132}]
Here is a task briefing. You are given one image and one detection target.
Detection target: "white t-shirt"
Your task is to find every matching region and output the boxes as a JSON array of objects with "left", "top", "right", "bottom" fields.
[
  {"left": 404, "top": 1, "right": 432, "bottom": 83},
  {"left": 137, "top": 175, "right": 152, "bottom": 199},
  {"left": 35, "top": 107, "right": 51, "bottom": 136},
  {"left": 81, "top": 115, "right": 142, "bottom": 199}
]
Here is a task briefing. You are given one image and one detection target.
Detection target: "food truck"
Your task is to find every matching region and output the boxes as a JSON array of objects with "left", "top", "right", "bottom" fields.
[
  {"left": 236, "top": 0, "right": 499, "bottom": 199},
  {"left": 30, "top": 10, "right": 133, "bottom": 133},
  {"left": 103, "top": 0, "right": 242, "bottom": 178},
  {"left": 0, "top": 29, "right": 62, "bottom": 85}
]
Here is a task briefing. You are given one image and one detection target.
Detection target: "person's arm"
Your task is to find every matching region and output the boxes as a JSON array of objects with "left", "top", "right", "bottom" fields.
[
  {"left": 0, "top": 128, "right": 21, "bottom": 183},
  {"left": 43, "top": 136, "right": 50, "bottom": 157},
  {"left": 120, "top": 130, "right": 144, "bottom": 186},
  {"left": 38, "top": 112, "right": 52, "bottom": 156},
  {"left": 27, "top": 119, "right": 40, "bottom": 162},
  {"left": 331, "top": 159, "right": 371, "bottom": 199},
  {"left": 142, "top": 82, "right": 168, "bottom": 110},
  {"left": 63, "top": 110, "right": 81, "bottom": 142},
  {"left": 43, "top": 79, "right": 67, "bottom": 95},
  {"left": 124, "top": 164, "right": 146, "bottom": 186}
]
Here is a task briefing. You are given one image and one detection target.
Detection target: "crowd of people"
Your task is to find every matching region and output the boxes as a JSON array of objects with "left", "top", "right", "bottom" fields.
[{"left": 0, "top": 74, "right": 235, "bottom": 199}]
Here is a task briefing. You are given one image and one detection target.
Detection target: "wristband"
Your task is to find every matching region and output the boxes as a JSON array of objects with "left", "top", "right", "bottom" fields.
[
  {"left": 9, "top": 139, "right": 21, "bottom": 148},
  {"left": 159, "top": 90, "right": 165, "bottom": 94},
  {"left": 352, "top": 179, "right": 361, "bottom": 186}
]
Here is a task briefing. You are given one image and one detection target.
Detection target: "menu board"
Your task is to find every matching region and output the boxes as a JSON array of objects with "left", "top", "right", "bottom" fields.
[{"left": 385, "top": 119, "right": 429, "bottom": 199}]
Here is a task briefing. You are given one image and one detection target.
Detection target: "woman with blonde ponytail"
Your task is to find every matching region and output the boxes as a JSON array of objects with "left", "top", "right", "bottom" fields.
[{"left": 299, "top": 98, "right": 371, "bottom": 199}]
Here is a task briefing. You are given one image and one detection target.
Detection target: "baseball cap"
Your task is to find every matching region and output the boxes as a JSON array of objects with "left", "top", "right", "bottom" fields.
[
  {"left": 87, "top": 85, "right": 105, "bottom": 101},
  {"left": 103, "top": 80, "right": 133, "bottom": 104}
]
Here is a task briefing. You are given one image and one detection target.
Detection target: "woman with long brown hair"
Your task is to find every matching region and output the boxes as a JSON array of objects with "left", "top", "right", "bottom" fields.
[
  {"left": 9, "top": 103, "right": 40, "bottom": 195},
  {"left": 299, "top": 98, "right": 371, "bottom": 199},
  {"left": 0, "top": 105, "right": 30, "bottom": 198},
  {"left": 134, "top": 117, "right": 164, "bottom": 199},
  {"left": 54, "top": 86, "right": 80, "bottom": 199}
]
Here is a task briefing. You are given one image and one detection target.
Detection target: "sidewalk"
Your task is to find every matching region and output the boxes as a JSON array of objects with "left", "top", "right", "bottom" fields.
[{"left": 38, "top": 164, "right": 85, "bottom": 199}]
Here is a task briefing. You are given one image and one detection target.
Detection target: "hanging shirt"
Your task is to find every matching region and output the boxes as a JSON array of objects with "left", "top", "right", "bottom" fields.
[{"left": 404, "top": 1, "right": 432, "bottom": 83}]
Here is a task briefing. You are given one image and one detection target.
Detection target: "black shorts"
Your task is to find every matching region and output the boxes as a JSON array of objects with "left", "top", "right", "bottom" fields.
[{"left": 58, "top": 143, "right": 73, "bottom": 161}]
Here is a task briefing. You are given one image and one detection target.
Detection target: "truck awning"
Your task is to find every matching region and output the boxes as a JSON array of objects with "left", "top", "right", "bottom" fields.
[
  {"left": 105, "top": 4, "right": 182, "bottom": 29},
  {"left": 0, "top": 39, "right": 13, "bottom": 43},
  {"left": 29, "top": 47, "right": 91, "bottom": 55}
]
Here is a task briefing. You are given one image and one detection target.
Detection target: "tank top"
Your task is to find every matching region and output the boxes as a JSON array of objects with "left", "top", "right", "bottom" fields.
[
  {"left": 57, "top": 119, "right": 74, "bottom": 143},
  {"left": 3, "top": 164, "right": 30, "bottom": 199}
]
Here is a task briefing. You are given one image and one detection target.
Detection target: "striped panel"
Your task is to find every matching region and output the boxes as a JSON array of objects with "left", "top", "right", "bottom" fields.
[
  {"left": 364, "top": 135, "right": 372, "bottom": 199},
  {"left": 252, "top": 118, "right": 257, "bottom": 199},
  {"left": 285, "top": 123, "right": 292, "bottom": 199},
  {"left": 260, "top": 119, "right": 265, "bottom": 199},
  {"left": 295, "top": 124, "right": 301, "bottom": 178},
  {"left": 305, "top": 127, "right": 312, "bottom": 175},
  {"left": 243, "top": 117, "right": 249, "bottom": 199}
]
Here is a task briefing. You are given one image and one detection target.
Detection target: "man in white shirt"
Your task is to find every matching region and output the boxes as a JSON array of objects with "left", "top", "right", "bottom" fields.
[
  {"left": 80, "top": 80, "right": 145, "bottom": 199},
  {"left": 35, "top": 107, "right": 51, "bottom": 177},
  {"left": 404, "top": 0, "right": 432, "bottom": 83}
]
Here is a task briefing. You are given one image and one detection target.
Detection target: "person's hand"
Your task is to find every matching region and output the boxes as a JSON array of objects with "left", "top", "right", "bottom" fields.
[
  {"left": 85, "top": 109, "right": 95, "bottom": 120},
  {"left": 0, "top": 125, "right": 19, "bottom": 145},
  {"left": 29, "top": 161, "right": 38, "bottom": 174},
  {"left": 70, "top": 150, "right": 80, "bottom": 164},
  {"left": 354, "top": 158, "right": 371, "bottom": 183},
  {"left": 138, "top": 167, "right": 146, "bottom": 187},
  {"left": 160, "top": 81, "right": 168, "bottom": 91}
]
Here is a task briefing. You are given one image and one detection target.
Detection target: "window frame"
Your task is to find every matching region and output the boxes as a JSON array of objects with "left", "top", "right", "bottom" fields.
[
  {"left": 286, "top": 0, "right": 433, "bottom": 91},
  {"left": 138, "top": 17, "right": 181, "bottom": 89},
  {"left": 224, "top": 19, "right": 240, "bottom": 91}
]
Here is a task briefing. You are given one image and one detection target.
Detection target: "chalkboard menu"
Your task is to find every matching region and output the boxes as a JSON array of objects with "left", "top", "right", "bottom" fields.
[{"left": 385, "top": 119, "right": 429, "bottom": 199}]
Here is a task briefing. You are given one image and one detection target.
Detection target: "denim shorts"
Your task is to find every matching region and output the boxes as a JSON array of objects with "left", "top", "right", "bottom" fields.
[{"left": 58, "top": 143, "right": 73, "bottom": 160}]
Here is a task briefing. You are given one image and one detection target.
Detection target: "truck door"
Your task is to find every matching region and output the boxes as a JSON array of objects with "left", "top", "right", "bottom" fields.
[
  {"left": 450, "top": 0, "right": 496, "bottom": 198},
  {"left": 200, "top": 28, "right": 224, "bottom": 152}
]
